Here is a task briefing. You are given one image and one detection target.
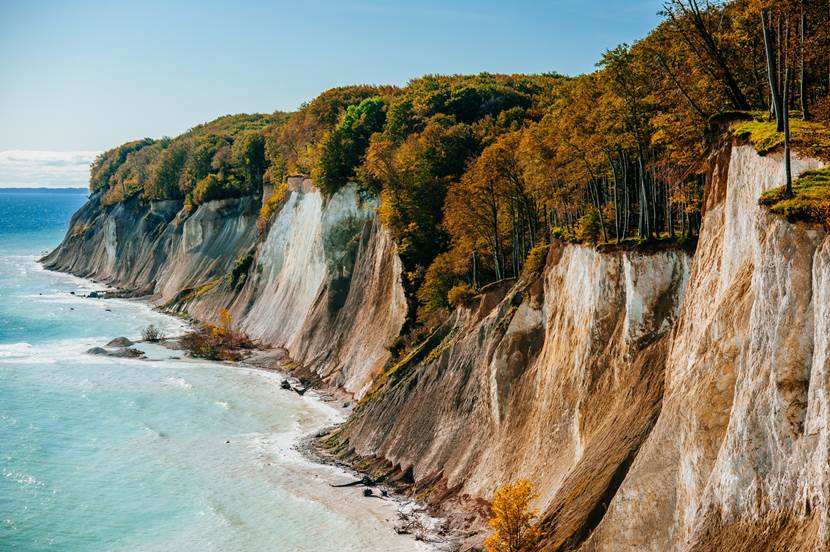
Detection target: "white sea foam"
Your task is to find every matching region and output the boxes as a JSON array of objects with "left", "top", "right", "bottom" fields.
[{"left": 0, "top": 342, "right": 32, "bottom": 358}]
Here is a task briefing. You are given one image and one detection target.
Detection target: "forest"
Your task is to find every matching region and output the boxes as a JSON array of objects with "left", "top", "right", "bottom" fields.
[{"left": 88, "top": 0, "right": 830, "bottom": 324}]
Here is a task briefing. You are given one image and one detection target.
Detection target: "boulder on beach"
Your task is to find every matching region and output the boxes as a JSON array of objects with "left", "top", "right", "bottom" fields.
[
  {"left": 87, "top": 291, "right": 102, "bottom": 299},
  {"left": 109, "top": 347, "right": 145, "bottom": 358},
  {"left": 106, "top": 337, "right": 134, "bottom": 347},
  {"left": 85, "top": 346, "right": 146, "bottom": 359}
]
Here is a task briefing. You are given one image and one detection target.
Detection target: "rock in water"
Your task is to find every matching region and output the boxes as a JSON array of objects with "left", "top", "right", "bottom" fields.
[
  {"left": 106, "top": 337, "right": 134, "bottom": 347},
  {"left": 109, "top": 347, "right": 145, "bottom": 358},
  {"left": 85, "top": 346, "right": 145, "bottom": 359}
]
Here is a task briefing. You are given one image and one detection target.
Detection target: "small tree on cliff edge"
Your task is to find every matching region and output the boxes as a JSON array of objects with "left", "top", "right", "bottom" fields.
[{"left": 484, "top": 480, "right": 542, "bottom": 552}]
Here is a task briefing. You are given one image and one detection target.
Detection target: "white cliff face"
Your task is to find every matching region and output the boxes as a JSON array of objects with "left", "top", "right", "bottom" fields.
[
  {"left": 585, "top": 145, "right": 829, "bottom": 551},
  {"left": 159, "top": 197, "right": 259, "bottom": 302},
  {"left": 242, "top": 189, "right": 329, "bottom": 345},
  {"left": 341, "top": 241, "right": 690, "bottom": 549},
  {"left": 236, "top": 181, "right": 406, "bottom": 397},
  {"left": 622, "top": 250, "right": 690, "bottom": 347},
  {"left": 234, "top": 182, "right": 406, "bottom": 397},
  {"left": 44, "top": 179, "right": 407, "bottom": 399},
  {"left": 102, "top": 217, "right": 117, "bottom": 276}
]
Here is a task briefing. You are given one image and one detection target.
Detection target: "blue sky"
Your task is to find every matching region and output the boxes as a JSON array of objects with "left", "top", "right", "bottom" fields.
[{"left": 0, "top": 0, "right": 662, "bottom": 186}]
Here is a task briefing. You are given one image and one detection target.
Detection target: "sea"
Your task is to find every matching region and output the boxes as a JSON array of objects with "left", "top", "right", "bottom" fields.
[{"left": 0, "top": 188, "right": 426, "bottom": 552}]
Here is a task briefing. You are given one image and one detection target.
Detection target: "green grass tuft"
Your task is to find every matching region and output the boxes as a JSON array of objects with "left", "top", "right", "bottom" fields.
[
  {"left": 731, "top": 114, "right": 830, "bottom": 160},
  {"left": 759, "top": 168, "right": 830, "bottom": 225}
]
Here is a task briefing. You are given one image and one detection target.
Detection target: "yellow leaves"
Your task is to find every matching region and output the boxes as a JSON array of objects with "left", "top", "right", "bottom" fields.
[
  {"left": 211, "top": 307, "right": 234, "bottom": 340},
  {"left": 256, "top": 182, "right": 288, "bottom": 231},
  {"left": 484, "top": 479, "right": 542, "bottom": 552},
  {"left": 219, "top": 307, "right": 233, "bottom": 334}
]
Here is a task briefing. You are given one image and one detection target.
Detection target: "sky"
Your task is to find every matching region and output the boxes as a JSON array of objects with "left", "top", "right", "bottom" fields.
[{"left": 0, "top": 0, "right": 663, "bottom": 188}]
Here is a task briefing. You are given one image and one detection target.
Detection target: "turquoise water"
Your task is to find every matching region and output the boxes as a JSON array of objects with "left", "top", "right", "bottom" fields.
[{"left": 0, "top": 190, "right": 421, "bottom": 551}]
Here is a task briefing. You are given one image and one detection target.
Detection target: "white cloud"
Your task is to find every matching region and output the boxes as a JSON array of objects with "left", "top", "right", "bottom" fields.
[{"left": 0, "top": 150, "right": 100, "bottom": 188}]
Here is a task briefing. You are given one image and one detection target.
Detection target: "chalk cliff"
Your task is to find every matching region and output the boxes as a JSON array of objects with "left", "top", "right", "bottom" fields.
[
  {"left": 44, "top": 177, "right": 406, "bottom": 397},
  {"left": 46, "top": 138, "right": 829, "bottom": 550}
]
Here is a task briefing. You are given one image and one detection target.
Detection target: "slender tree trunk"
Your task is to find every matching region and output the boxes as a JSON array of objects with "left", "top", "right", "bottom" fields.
[
  {"left": 608, "top": 155, "right": 620, "bottom": 243},
  {"left": 655, "top": 52, "right": 708, "bottom": 119},
  {"left": 490, "top": 195, "right": 502, "bottom": 281},
  {"left": 637, "top": 147, "right": 652, "bottom": 240},
  {"left": 675, "top": 0, "right": 750, "bottom": 110},
  {"left": 620, "top": 149, "right": 630, "bottom": 241},
  {"left": 762, "top": 12, "right": 785, "bottom": 131},
  {"left": 784, "top": 17, "right": 794, "bottom": 196},
  {"left": 800, "top": 3, "right": 810, "bottom": 119},
  {"left": 667, "top": 181, "right": 675, "bottom": 239}
]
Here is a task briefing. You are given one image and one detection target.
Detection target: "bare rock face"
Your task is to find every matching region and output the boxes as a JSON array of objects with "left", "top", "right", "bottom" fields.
[
  {"left": 334, "top": 242, "right": 690, "bottom": 549},
  {"left": 582, "top": 146, "right": 828, "bottom": 551}
]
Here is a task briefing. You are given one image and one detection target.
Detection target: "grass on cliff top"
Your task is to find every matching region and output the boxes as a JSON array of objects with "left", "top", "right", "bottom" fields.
[
  {"left": 759, "top": 168, "right": 830, "bottom": 225},
  {"left": 730, "top": 113, "right": 830, "bottom": 161}
]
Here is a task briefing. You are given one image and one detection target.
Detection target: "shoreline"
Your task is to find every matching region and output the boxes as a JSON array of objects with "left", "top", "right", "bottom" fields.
[{"left": 38, "top": 259, "right": 453, "bottom": 551}]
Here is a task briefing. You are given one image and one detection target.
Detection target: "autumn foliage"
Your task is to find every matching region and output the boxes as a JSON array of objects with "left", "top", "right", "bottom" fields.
[
  {"left": 484, "top": 480, "right": 542, "bottom": 552},
  {"left": 85, "top": 1, "right": 830, "bottom": 327},
  {"left": 180, "top": 308, "right": 254, "bottom": 361}
]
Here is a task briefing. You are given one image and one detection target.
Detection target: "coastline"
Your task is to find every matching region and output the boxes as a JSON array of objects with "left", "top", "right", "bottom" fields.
[{"left": 39, "top": 261, "right": 451, "bottom": 552}]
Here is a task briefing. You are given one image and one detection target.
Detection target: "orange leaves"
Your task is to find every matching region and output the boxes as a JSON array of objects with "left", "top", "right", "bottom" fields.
[{"left": 484, "top": 479, "right": 542, "bottom": 552}]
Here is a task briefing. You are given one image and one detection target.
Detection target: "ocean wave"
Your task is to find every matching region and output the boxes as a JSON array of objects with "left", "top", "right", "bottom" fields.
[{"left": 0, "top": 342, "right": 32, "bottom": 358}]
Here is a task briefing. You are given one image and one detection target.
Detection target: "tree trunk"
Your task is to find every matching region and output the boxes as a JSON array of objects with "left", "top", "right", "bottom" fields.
[
  {"left": 762, "top": 11, "right": 785, "bottom": 131},
  {"left": 681, "top": 0, "right": 751, "bottom": 110},
  {"left": 608, "top": 154, "right": 621, "bottom": 243},
  {"left": 622, "top": 150, "right": 630, "bottom": 241},
  {"left": 637, "top": 148, "right": 652, "bottom": 240},
  {"left": 784, "top": 17, "right": 794, "bottom": 196},
  {"left": 800, "top": 3, "right": 810, "bottom": 119}
]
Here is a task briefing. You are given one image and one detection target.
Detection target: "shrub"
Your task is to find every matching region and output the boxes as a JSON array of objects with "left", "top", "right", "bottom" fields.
[
  {"left": 229, "top": 253, "right": 254, "bottom": 290},
  {"left": 180, "top": 308, "right": 254, "bottom": 361},
  {"left": 417, "top": 251, "right": 462, "bottom": 320},
  {"left": 575, "top": 209, "right": 600, "bottom": 244},
  {"left": 550, "top": 225, "right": 576, "bottom": 242},
  {"left": 192, "top": 174, "right": 225, "bottom": 205},
  {"left": 521, "top": 244, "right": 549, "bottom": 281},
  {"left": 69, "top": 223, "right": 91, "bottom": 240},
  {"left": 256, "top": 182, "right": 288, "bottom": 231},
  {"left": 484, "top": 480, "right": 541, "bottom": 552},
  {"left": 447, "top": 283, "right": 476, "bottom": 307},
  {"left": 142, "top": 324, "right": 165, "bottom": 342}
]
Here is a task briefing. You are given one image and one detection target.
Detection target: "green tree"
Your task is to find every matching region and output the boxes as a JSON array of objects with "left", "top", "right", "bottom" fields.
[{"left": 315, "top": 96, "right": 387, "bottom": 195}]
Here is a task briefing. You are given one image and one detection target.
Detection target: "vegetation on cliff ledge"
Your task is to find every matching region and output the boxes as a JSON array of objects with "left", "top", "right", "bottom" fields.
[{"left": 760, "top": 168, "right": 830, "bottom": 225}]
